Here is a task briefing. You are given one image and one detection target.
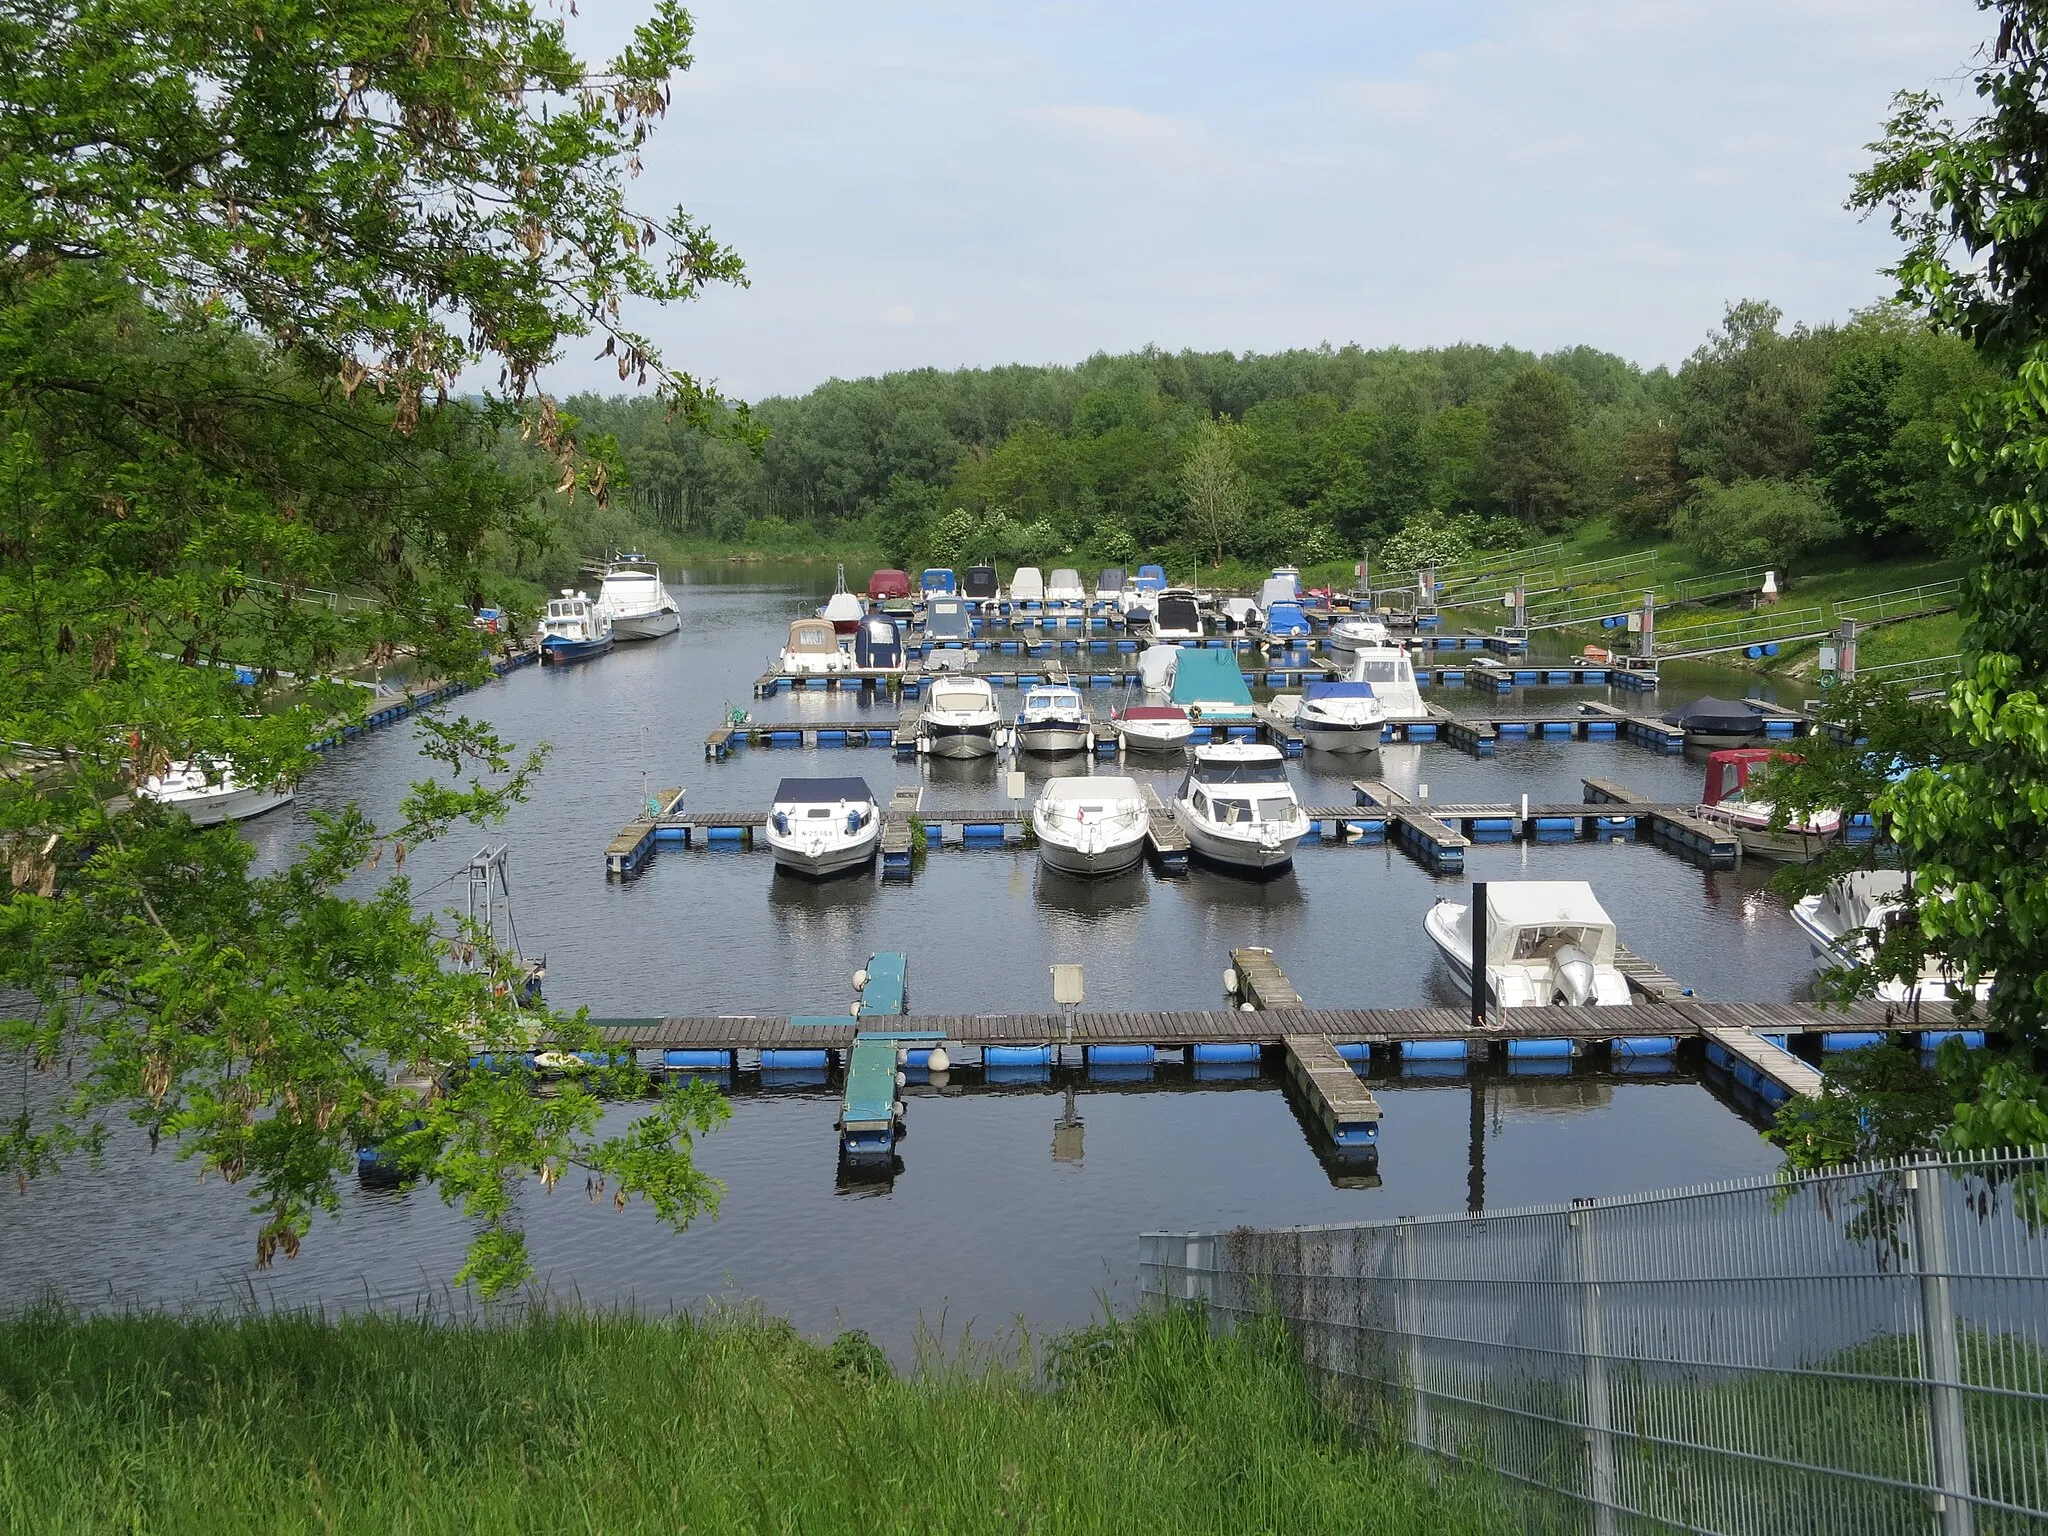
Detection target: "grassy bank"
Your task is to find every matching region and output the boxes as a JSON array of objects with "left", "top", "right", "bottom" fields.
[{"left": 0, "top": 1305, "right": 1511, "bottom": 1535}]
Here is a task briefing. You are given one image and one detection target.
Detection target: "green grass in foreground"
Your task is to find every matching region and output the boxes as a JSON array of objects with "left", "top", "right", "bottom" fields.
[{"left": 0, "top": 1305, "right": 1511, "bottom": 1535}]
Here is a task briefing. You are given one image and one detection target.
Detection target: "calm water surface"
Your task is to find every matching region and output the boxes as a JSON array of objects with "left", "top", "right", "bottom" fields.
[{"left": 2, "top": 568, "right": 1826, "bottom": 1351}]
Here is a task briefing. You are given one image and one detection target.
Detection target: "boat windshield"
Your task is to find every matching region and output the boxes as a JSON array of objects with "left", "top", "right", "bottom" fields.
[
  {"left": 1192, "top": 759, "right": 1290, "bottom": 786},
  {"left": 1351, "top": 654, "right": 1412, "bottom": 683},
  {"left": 931, "top": 685, "right": 992, "bottom": 714},
  {"left": 1511, "top": 925, "right": 1604, "bottom": 960}
]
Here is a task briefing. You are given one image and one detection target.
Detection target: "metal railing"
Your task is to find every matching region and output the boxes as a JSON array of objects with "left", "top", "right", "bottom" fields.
[
  {"left": 1852, "top": 653, "right": 1967, "bottom": 694},
  {"left": 1653, "top": 604, "right": 1832, "bottom": 658},
  {"left": 1836, "top": 580, "right": 1966, "bottom": 627},
  {"left": 1140, "top": 1149, "right": 2048, "bottom": 1535},
  {"left": 1669, "top": 565, "right": 1773, "bottom": 604},
  {"left": 1560, "top": 549, "right": 1660, "bottom": 586}
]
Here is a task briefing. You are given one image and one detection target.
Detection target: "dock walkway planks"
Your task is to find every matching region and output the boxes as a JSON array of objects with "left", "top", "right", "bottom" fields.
[
  {"left": 1139, "top": 784, "right": 1191, "bottom": 868},
  {"left": 599, "top": 998, "right": 1909, "bottom": 1053},
  {"left": 1283, "top": 1034, "right": 1384, "bottom": 1151},
  {"left": 1352, "top": 779, "right": 1471, "bottom": 872},
  {"left": 1229, "top": 947, "right": 1302, "bottom": 1009}
]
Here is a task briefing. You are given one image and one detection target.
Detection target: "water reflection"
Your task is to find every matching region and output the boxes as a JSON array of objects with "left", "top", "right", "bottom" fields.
[{"left": 1033, "top": 863, "right": 1150, "bottom": 919}]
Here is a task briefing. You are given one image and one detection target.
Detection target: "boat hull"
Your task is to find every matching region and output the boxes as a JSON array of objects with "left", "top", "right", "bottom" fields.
[
  {"left": 922, "top": 722, "right": 998, "bottom": 758},
  {"left": 157, "top": 784, "right": 297, "bottom": 827},
  {"left": 768, "top": 831, "right": 880, "bottom": 878},
  {"left": 1685, "top": 729, "right": 1767, "bottom": 750},
  {"left": 1297, "top": 716, "right": 1385, "bottom": 754},
  {"left": 611, "top": 608, "right": 679, "bottom": 640},
  {"left": 1728, "top": 820, "right": 1835, "bottom": 863},
  {"left": 541, "top": 634, "right": 614, "bottom": 664},
  {"left": 1036, "top": 829, "right": 1146, "bottom": 877},
  {"left": 1173, "top": 809, "right": 1302, "bottom": 872},
  {"left": 1017, "top": 721, "right": 1091, "bottom": 755},
  {"left": 1117, "top": 727, "right": 1192, "bottom": 754}
]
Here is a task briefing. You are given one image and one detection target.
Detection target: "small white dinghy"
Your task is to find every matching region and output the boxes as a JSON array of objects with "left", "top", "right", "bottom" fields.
[
  {"left": 1790, "top": 870, "right": 1993, "bottom": 1005},
  {"left": 1328, "top": 616, "right": 1390, "bottom": 653},
  {"left": 765, "top": 776, "right": 881, "bottom": 877},
  {"left": 137, "top": 760, "right": 295, "bottom": 826},
  {"left": 1112, "top": 704, "right": 1194, "bottom": 753},
  {"left": 1033, "top": 776, "right": 1149, "bottom": 876},
  {"left": 1015, "top": 684, "right": 1092, "bottom": 755},
  {"left": 1170, "top": 742, "right": 1309, "bottom": 872},
  {"left": 1424, "top": 881, "right": 1633, "bottom": 1008}
]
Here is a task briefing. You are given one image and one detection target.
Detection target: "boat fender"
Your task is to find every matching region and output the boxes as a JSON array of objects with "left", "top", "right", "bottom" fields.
[
  {"left": 1240, "top": 1001, "right": 1256, "bottom": 1013},
  {"left": 894, "top": 1071, "right": 906, "bottom": 1088},
  {"left": 1223, "top": 968, "right": 1239, "bottom": 995},
  {"left": 853, "top": 969, "right": 869, "bottom": 991},
  {"left": 849, "top": 1003, "right": 862, "bottom": 1017},
  {"left": 928, "top": 1045, "right": 950, "bottom": 1072}
]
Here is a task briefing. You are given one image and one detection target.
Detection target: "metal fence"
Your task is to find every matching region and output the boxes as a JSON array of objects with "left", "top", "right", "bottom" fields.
[{"left": 1140, "top": 1150, "right": 2048, "bottom": 1534}]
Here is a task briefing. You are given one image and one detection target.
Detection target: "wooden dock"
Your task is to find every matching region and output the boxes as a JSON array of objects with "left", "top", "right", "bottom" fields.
[
  {"left": 603, "top": 788, "right": 687, "bottom": 878},
  {"left": 593, "top": 997, "right": 1916, "bottom": 1054},
  {"left": 1352, "top": 779, "right": 1471, "bottom": 872},
  {"left": 1583, "top": 777, "right": 1741, "bottom": 868},
  {"left": 1229, "top": 947, "right": 1303, "bottom": 1009},
  {"left": 1283, "top": 1035, "right": 1384, "bottom": 1156},
  {"left": 879, "top": 786, "right": 921, "bottom": 877},
  {"left": 1140, "top": 784, "right": 1191, "bottom": 870}
]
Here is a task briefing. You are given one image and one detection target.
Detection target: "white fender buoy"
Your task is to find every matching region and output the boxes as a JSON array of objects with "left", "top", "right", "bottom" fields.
[
  {"left": 896, "top": 1048, "right": 908, "bottom": 1066},
  {"left": 853, "top": 969, "right": 869, "bottom": 991},
  {"left": 1223, "top": 969, "right": 1239, "bottom": 995},
  {"left": 894, "top": 1071, "right": 907, "bottom": 1088},
  {"left": 849, "top": 1003, "right": 862, "bottom": 1017},
  {"left": 928, "top": 1045, "right": 950, "bottom": 1072},
  {"left": 1240, "top": 1001, "right": 1257, "bottom": 1013}
]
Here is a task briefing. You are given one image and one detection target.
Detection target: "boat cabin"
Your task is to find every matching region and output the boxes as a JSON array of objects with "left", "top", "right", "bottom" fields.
[
  {"left": 1179, "top": 744, "right": 1298, "bottom": 822},
  {"left": 1344, "top": 645, "right": 1425, "bottom": 720},
  {"left": 1702, "top": 747, "right": 1799, "bottom": 807},
  {"left": 1152, "top": 589, "right": 1204, "bottom": 639},
  {"left": 1009, "top": 566, "right": 1046, "bottom": 604},
  {"left": 782, "top": 617, "right": 841, "bottom": 659},
  {"left": 867, "top": 568, "right": 912, "bottom": 601},
  {"left": 925, "top": 596, "right": 973, "bottom": 644},
  {"left": 1021, "top": 684, "right": 1085, "bottom": 718},
  {"left": 1132, "top": 564, "right": 1167, "bottom": 594},
  {"left": 919, "top": 567, "right": 958, "bottom": 598},
  {"left": 771, "top": 776, "right": 877, "bottom": 831},
  {"left": 1471, "top": 881, "right": 1620, "bottom": 970},
  {"left": 962, "top": 565, "right": 1000, "bottom": 601},
  {"left": 1046, "top": 567, "right": 1086, "bottom": 602},
  {"left": 1096, "top": 568, "right": 1126, "bottom": 600},
  {"left": 853, "top": 613, "right": 904, "bottom": 670}
]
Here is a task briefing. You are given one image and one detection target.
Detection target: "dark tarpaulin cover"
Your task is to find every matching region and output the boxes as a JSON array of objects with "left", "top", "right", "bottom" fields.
[
  {"left": 1661, "top": 696, "right": 1765, "bottom": 734},
  {"left": 773, "top": 777, "right": 875, "bottom": 805}
]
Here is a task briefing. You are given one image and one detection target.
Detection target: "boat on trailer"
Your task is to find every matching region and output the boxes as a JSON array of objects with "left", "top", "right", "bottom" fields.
[
  {"left": 1033, "top": 776, "right": 1149, "bottom": 876},
  {"left": 1424, "top": 881, "right": 1633, "bottom": 1008}
]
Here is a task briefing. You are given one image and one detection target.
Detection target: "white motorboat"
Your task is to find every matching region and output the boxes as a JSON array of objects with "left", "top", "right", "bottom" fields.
[
  {"left": 596, "top": 556, "right": 681, "bottom": 640},
  {"left": 1329, "top": 617, "right": 1390, "bottom": 653},
  {"left": 777, "top": 616, "right": 850, "bottom": 675},
  {"left": 765, "top": 776, "right": 881, "bottom": 877},
  {"left": 1294, "top": 679, "right": 1385, "bottom": 753},
  {"left": 1112, "top": 704, "right": 1195, "bottom": 753},
  {"left": 537, "top": 589, "right": 614, "bottom": 664},
  {"left": 1170, "top": 743, "right": 1309, "bottom": 872},
  {"left": 1424, "top": 881, "right": 1634, "bottom": 1009},
  {"left": 1137, "top": 644, "right": 1180, "bottom": 693},
  {"left": 821, "top": 563, "right": 866, "bottom": 634},
  {"left": 1343, "top": 644, "right": 1427, "bottom": 722},
  {"left": 1033, "top": 775, "right": 1149, "bottom": 876},
  {"left": 1095, "top": 568, "right": 1127, "bottom": 607},
  {"left": 919, "top": 675, "right": 1003, "bottom": 758},
  {"left": 1149, "top": 589, "right": 1205, "bottom": 643},
  {"left": 1009, "top": 566, "right": 1046, "bottom": 606},
  {"left": 1697, "top": 748, "right": 1840, "bottom": 863},
  {"left": 1046, "top": 567, "right": 1088, "bottom": 606},
  {"left": 137, "top": 760, "right": 295, "bottom": 826},
  {"left": 1790, "top": 870, "right": 1993, "bottom": 1005},
  {"left": 1217, "top": 597, "right": 1262, "bottom": 633},
  {"left": 1015, "top": 684, "right": 1092, "bottom": 755}
]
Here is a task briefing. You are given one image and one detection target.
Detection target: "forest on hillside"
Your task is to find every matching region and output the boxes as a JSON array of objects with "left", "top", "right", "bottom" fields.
[{"left": 539, "top": 300, "right": 1992, "bottom": 580}]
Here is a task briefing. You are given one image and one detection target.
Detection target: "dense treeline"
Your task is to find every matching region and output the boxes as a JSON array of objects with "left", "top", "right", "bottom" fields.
[{"left": 542, "top": 300, "right": 1991, "bottom": 576}]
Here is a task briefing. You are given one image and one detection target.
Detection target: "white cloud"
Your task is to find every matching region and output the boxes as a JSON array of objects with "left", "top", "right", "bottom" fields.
[{"left": 523, "top": 0, "right": 1991, "bottom": 402}]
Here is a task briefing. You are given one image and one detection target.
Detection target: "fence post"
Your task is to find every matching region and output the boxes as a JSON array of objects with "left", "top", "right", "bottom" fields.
[
  {"left": 1907, "top": 1166, "right": 1975, "bottom": 1536},
  {"left": 1399, "top": 1218, "right": 1430, "bottom": 1452},
  {"left": 1181, "top": 1234, "right": 1216, "bottom": 1312},
  {"left": 1573, "top": 1204, "right": 1619, "bottom": 1536}
]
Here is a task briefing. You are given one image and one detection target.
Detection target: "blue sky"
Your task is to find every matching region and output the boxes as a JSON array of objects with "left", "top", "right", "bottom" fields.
[{"left": 559, "top": 0, "right": 1990, "bottom": 402}]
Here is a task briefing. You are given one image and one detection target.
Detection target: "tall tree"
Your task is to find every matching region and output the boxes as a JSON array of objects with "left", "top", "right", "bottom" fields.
[
  {"left": 1612, "top": 422, "right": 1689, "bottom": 540},
  {"left": 0, "top": 1, "right": 744, "bottom": 1292},
  {"left": 1482, "top": 367, "right": 1588, "bottom": 530},
  {"left": 1813, "top": 347, "right": 1908, "bottom": 539},
  {"left": 1181, "top": 418, "right": 1248, "bottom": 568},
  {"left": 1677, "top": 301, "right": 1839, "bottom": 483}
]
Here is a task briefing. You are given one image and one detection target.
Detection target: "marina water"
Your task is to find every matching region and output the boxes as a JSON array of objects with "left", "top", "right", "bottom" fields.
[{"left": 1, "top": 567, "right": 1830, "bottom": 1353}]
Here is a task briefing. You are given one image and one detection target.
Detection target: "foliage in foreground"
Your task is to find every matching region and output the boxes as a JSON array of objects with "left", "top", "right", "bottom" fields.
[{"left": 0, "top": 1305, "right": 1507, "bottom": 1536}]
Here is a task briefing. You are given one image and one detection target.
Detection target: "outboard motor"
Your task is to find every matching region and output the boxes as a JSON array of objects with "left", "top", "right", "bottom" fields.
[{"left": 1552, "top": 945, "right": 1597, "bottom": 1006}]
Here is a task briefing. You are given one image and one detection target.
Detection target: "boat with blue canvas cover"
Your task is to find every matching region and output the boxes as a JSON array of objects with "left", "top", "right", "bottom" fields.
[
  {"left": 1265, "top": 600, "right": 1312, "bottom": 640},
  {"left": 1295, "top": 679, "right": 1385, "bottom": 753},
  {"left": 765, "top": 776, "right": 881, "bottom": 877},
  {"left": 919, "top": 567, "right": 958, "bottom": 600},
  {"left": 537, "top": 589, "right": 614, "bottom": 664},
  {"left": 1169, "top": 646, "right": 1255, "bottom": 724}
]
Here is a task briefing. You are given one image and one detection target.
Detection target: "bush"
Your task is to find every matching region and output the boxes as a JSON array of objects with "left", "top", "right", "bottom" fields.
[{"left": 1672, "top": 477, "right": 1840, "bottom": 570}]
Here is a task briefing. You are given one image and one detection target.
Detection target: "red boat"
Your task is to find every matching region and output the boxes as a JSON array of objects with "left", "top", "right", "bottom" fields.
[
  {"left": 1697, "top": 748, "right": 1841, "bottom": 863},
  {"left": 866, "top": 568, "right": 911, "bottom": 602}
]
